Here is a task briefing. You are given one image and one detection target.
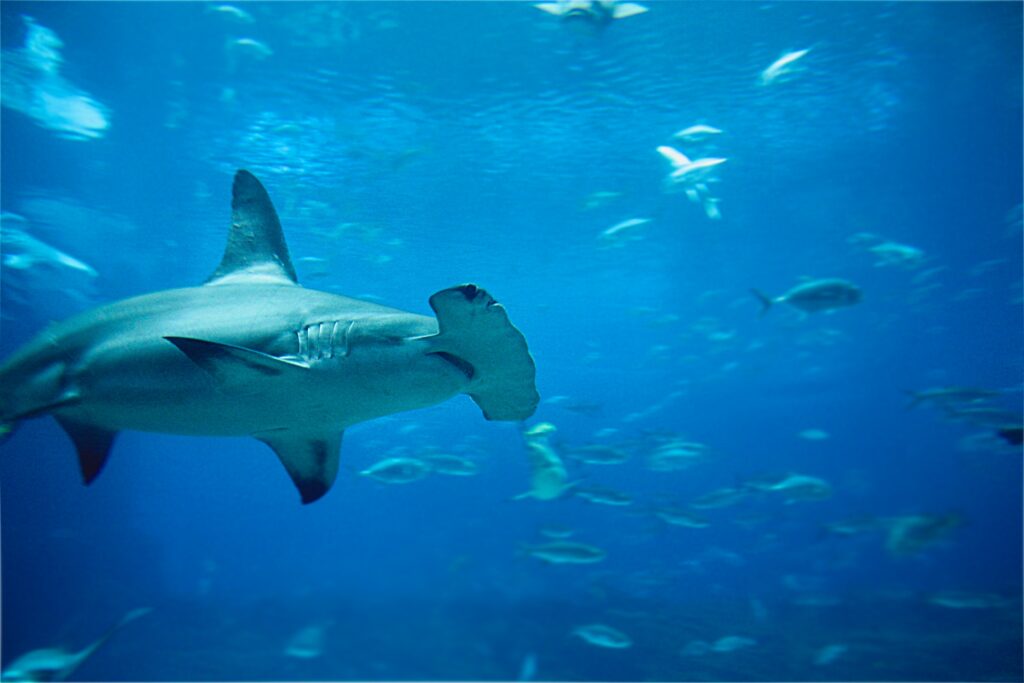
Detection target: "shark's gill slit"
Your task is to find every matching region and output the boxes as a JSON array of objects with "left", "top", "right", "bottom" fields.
[
  {"left": 318, "top": 322, "right": 332, "bottom": 358},
  {"left": 307, "top": 323, "right": 320, "bottom": 360},
  {"left": 328, "top": 321, "right": 342, "bottom": 359}
]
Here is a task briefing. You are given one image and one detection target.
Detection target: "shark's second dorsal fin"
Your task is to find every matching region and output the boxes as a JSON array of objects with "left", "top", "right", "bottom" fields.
[{"left": 206, "top": 170, "right": 299, "bottom": 286}]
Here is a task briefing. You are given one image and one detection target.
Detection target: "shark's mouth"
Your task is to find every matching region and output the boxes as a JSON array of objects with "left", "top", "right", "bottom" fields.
[{"left": 430, "top": 352, "right": 476, "bottom": 380}]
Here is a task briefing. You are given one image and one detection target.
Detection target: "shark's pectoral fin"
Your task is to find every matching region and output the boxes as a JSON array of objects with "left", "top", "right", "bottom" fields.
[
  {"left": 427, "top": 284, "right": 539, "bottom": 421},
  {"left": 257, "top": 431, "right": 343, "bottom": 504},
  {"left": 54, "top": 417, "right": 117, "bottom": 484},
  {"left": 165, "top": 337, "right": 309, "bottom": 385}
]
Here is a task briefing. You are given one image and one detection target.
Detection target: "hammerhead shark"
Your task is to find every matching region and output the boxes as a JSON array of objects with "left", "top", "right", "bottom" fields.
[{"left": 0, "top": 171, "right": 538, "bottom": 503}]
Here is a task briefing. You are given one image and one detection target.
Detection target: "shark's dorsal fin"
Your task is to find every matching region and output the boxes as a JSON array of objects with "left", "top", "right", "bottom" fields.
[{"left": 206, "top": 170, "right": 299, "bottom": 286}]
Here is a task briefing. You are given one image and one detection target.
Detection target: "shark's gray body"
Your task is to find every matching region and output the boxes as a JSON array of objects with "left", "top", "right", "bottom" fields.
[{"left": 0, "top": 171, "right": 538, "bottom": 503}]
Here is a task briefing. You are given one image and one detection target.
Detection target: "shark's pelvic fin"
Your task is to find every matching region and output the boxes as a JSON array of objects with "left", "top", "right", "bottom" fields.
[
  {"left": 55, "top": 416, "right": 117, "bottom": 484},
  {"left": 206, "top": 170, "right": 299, "bottom": 286},
  {"left": 427, "top": 284, "right": 539, "bottom": 421},
  {"left": 257, "top": 431, "right": 343, "bottom": 504},
  {"left": 164, "top": 337, "right": 310, "bottom": 384}
]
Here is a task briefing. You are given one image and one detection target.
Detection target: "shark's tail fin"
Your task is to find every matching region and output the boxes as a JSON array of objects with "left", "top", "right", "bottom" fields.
[
  {"left": 751, "top": 289, "right": 774, "bottom": 317},
  {"left": 427, "top": 284, "right": 539, "bottom": 421}
]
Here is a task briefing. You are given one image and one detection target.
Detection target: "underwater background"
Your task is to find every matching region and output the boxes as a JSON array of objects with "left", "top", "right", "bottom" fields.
[{"left": 1, "top": 2, "right": 1021, "bottom": 681}]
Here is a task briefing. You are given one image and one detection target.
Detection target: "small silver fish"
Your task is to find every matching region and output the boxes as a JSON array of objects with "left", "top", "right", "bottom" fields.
[
  {"left": 797, "top": 428, "right": 829, "bottom": 441},
  {"left": 869, "top": 241, "right": 925, "bottom": 268},
  {"left": 905, "top": 386, "right": 1002, "bottom": 409},
  {"left": 207, "top": 5, "right": 255, "bottom": 23},
  {"left": 752, "top": 278, "right": 862, "bottom": 316},
  {"left": 927, "top": 591, "right": 1010, "bottom": 609},
  {"left": 227, "top": 37, "right": 273, "bottom": 60},
  {"left": 359, "top": 457, "right": 430, "bottom": 484},
  {"left": 747, "top": 473, "right": 832, "bottom": 503},
  {"left": 760, "top": 48, "right": 811, "bottom": 85},
  {"left": 654, "top": 507, "right": 709, "bottom": 528},
  {"left": 567, "top": 445, "right": 628, "bottom": 465},
  {"left": 574, "top": 486, "right": 633, "bottom": 506},
  {"left": 284, "top": 620, "right": 333, "bottom": 659},
  {"left": 813, "top": 643, "right": 848, "bottom": 666},
  {"left": 571, "top": 623, "right": 632, "bottom": 648},
  {"left": 598, "top": 217, "right": 651, "bottom": 244},
  {"left": 711, "top": 635, "right": 757, "bottom": 652},
  {"left": 672, "top": 124, "right": 723, "bottom": 141},
  {"left": 882, "top": 514, "right": 962, "bottom": 556},
  {"left": 690, "top": 486, "right": 748, "bottom": 510},
  {"left": 646, "top": 440, "right": 712, "bottom": 472},
  {"left": 422, "top": 453, "right": 479, "bottom": 476},
  {"left": 522, "top": 540, "right": 607, "bottom": 564}
]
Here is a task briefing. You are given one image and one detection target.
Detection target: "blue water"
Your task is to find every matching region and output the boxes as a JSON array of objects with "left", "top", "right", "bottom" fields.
[{"left": 1, "top": 2, "right": 1021, "bottom": 681}]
